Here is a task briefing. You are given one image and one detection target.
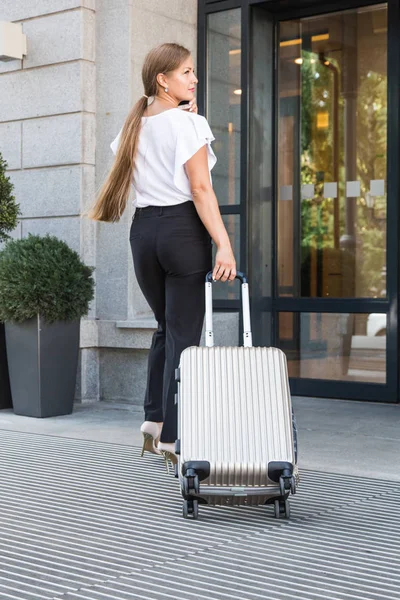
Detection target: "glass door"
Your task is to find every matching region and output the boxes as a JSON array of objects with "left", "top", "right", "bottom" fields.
[{"left": 275, "top": 4, "right": 393, "bottom": 398}]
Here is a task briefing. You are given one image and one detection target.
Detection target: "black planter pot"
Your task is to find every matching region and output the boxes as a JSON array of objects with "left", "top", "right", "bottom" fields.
[
  {"left": 0, "top": 322, "right": 12, "bottom": 409},
  {"left": 5, "top": 315, "right": 80, "bottom": 417}
]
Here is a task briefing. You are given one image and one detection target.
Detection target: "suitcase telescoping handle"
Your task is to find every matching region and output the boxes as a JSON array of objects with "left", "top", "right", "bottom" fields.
[{"left": 205, "top": 271, "right": 253, "bottom": 348}]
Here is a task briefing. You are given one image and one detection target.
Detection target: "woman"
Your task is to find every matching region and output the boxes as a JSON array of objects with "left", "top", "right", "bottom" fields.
[{"left": 89, "top": 43, "right": 236, "bottom": 470}]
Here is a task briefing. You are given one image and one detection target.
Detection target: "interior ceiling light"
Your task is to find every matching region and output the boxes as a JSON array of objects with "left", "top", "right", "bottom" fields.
[
  {"left": 312, "top": 33, "right": 330, "bottom": 42},
  {"left": 317, "top": 111, "right": 329, "bottom": 129},
  {"left": 280, "top": 38, "right": 301, "bottom": 47},
  {"left": 229, "top": 49, "right": 241, "bottom": 55},
  {"left": 233, "top": 89, "right": 242, "bottom": 95},
  {"left": 294, "top": 58, "right": 303, "bottom": 65},
  {"left": 280, "top": 33, "right": 330, "bottom": 47}
]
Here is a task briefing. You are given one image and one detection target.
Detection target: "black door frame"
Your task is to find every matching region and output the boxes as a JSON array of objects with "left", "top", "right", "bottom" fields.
[{"left": 198, "top": 0, "right": 400, "bottom": 402}]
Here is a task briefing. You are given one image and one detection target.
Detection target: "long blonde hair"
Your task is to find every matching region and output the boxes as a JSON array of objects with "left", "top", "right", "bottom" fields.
[{"left": 89, "top": 43, "right": 191, "bottom": 222}]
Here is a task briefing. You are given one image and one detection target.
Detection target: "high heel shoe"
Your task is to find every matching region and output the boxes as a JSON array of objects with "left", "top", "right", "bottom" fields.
[
  {"left": 140, "top": 421, "right": 162, "bottom": 456},
  {"left": 158, "top": 442, "right": 178, "bottom": 474}
]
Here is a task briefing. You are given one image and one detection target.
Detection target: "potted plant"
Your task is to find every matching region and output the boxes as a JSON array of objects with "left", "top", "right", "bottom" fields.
[
  {"left": 0, "top": 153, "right": 20, "bottom": 410},
  {"left": 0, "top": 234, "right": 95, "bottom": 417}
]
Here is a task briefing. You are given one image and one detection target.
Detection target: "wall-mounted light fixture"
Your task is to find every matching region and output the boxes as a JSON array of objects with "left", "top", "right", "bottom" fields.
[{"left": 0, "top": 22, "right": 27, "bottom": 61}]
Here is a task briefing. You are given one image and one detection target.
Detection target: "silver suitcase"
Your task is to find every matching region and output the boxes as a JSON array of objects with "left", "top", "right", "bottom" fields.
[{"left": 175, "top": 272, "right": 298, "bottom": 520}]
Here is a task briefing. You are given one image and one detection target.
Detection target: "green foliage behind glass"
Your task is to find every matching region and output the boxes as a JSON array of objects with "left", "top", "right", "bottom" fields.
[
  {"left": 299, "top": 51, "right": 387, "bottom": 297},
  {"left": 0, "top": 234, "right": 95, "bottom": 323},
  {"left": 358, "top": 227, "right": 386, "bottom": 297},
  {"left": 0, "top": 154, "right": 20, "bottom": 243}
]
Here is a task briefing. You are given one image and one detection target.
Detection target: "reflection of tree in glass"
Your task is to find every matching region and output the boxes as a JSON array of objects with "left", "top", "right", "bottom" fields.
[
  {"left": 300, "top": 51, "right": 337, "bottom": 251},
  {"left": 356, "top": 71, "right": 387, "bottom": 297},
  {"left": 357, "top": 71, "right": 386, "bottom": 198}
]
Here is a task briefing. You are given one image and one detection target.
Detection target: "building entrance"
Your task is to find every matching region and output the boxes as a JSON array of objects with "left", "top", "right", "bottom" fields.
[{"left": 200, "top": 0, "right": 399, "bottom": 402}]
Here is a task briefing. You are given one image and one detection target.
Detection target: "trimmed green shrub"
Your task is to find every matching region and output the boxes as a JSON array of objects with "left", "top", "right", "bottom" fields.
[
  {"left": 0, "top": 234, "right": 95, "bottom": 323},
  {"left": 0, "top": 154, "right": 20, "bottom": 243}
]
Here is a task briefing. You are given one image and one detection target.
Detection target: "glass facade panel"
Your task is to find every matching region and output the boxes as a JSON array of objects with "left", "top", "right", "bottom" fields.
[
  {"left": 279, "top": 312, "right": 386, "bottom": 383},
  {"left": 278, "top": 4, "right": 388, "bottom": 298},
  {"left": 207, "top": 9, "right": 242, "bottom": 303},
  {"left": 207, "top": 9, "right": 241, "bottom": 206},
  {"left": 212, "top": 214, "right": 241, "bottom": 300}
]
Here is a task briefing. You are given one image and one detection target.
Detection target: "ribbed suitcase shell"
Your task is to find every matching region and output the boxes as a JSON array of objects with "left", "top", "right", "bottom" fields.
[{"left": 178, "top": 345, "right": 295, "bottom": 505}]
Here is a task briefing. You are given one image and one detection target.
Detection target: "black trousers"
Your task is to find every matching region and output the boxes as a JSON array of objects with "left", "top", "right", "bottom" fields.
[{"left": 130, "top": 201, "right": 212, "bottom": 443}]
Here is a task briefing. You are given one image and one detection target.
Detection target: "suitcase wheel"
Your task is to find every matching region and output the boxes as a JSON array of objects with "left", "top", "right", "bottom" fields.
[
  {"left": 183, "top": 499, "right": 199, "bottom": 520},
  {"left": 274, "top": 498, "right": 290, "bottom": 520},
  {"left": 279, "top": 473, "right": 296, "bottom": 496},
  {"left": 182, "top": 472, "right": 200, "bottom": 496}
]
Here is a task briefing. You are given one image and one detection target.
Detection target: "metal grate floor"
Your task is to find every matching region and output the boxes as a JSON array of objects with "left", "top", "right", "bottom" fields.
[{"left": 0, "top": 430, "right": 399, "bottom": 600}]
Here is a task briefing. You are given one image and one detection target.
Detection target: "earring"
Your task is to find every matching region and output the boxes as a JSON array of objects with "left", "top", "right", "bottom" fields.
[{"left": 165, "top": 87, "right": 168, "bottom": 93}]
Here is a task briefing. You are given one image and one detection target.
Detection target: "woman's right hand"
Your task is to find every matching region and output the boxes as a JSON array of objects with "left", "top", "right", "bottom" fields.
[{"left": 213, "top": 245, "right": 236, "bottom": 282}]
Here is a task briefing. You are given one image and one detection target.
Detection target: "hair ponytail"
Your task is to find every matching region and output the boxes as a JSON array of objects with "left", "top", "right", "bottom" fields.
[
  {"left": 88, "top": 95, "right": 148, "bottom": 222},
  {"left": 88, "top": 43, "right": 191, "bottom": 223}
]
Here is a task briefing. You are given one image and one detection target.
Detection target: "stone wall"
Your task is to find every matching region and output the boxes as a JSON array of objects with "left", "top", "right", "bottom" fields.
[{"left": 0, "top": 1, "right": 96, "bottom": 259}]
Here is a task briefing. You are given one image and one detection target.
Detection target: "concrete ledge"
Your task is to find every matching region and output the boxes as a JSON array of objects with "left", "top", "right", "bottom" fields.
[
  {"left": 80, "top": 313, "right": 240, "bottom": 351},
  {"left": 116, "top": 319, "right": 157, "bottom": 330},
  {"left": 80, "top": 319, "right": 155, "bottom": 350}
]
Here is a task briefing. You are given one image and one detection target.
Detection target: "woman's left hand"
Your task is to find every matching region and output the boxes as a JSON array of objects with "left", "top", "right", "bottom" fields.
[{"left": 179, "top": 99, "right": 198, "bottom": 114}]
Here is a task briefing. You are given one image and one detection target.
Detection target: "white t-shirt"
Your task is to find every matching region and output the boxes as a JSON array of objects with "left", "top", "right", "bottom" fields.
[{"left": 110, "top": 108, "right": 217, "bottom": 208}]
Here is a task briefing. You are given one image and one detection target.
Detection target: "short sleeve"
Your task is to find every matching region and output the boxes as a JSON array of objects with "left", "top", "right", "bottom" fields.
[
  {"left": 174, "top": 114, "right": 217, "bottom": 193},
  {"left": 110, "top": 128, "right": 122, "bottom": 155}
]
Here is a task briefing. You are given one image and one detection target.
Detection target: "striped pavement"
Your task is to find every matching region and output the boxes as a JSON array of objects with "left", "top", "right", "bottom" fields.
[{"left": 0, "top": 429, "right": 399, "bottom": 600}]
